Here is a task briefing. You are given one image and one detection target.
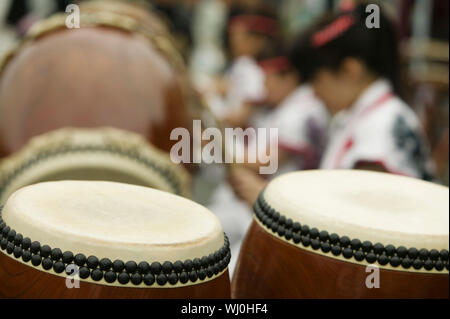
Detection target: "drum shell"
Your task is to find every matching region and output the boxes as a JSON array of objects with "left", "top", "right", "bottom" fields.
[
  {"left": 232, "top": 220, "right": 449, "bottom": 298},
  {"left": 0, "top": 252, "right": 230, "bottom": 298},
  {"left": 0, "top": 25, "right": 192, "bottom": 157}
]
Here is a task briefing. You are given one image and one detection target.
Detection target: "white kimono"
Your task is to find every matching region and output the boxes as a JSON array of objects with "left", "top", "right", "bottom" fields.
[
  {"left": 268, "top": 84, "right": 329, "bottom": 175},
  {"left": 320, "top": 79, "right": 434, "bottom": 180}
]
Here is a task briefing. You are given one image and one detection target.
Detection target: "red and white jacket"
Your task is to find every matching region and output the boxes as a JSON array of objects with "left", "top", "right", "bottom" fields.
[
  {"left": 243, "top": 84, "right": 329, "bottom": 175},
  {"left": 320, "top": 79, "right": 435, "bottom": 180},
  {"left": 270, "top": 84, "right": 329, "bottom": 174}
]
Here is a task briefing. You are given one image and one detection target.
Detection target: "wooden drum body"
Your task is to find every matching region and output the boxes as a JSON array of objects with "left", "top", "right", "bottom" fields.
[
  {"left": 232, "top": 170, "right": 449, "bottom": 298},
  {"left": 0, "top": 4, "right": 192, "bottom": 157},
  {"left": 0, "top": 181, "right": 231, "bottom": 298},
  {"left": 0, "top": 246, "right": 230, "bottom": 298}
]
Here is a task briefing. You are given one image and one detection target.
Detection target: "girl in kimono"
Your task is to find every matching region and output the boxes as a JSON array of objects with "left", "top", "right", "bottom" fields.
[{"left": 291, "top": 4, "right": 434, "bottom": 180}]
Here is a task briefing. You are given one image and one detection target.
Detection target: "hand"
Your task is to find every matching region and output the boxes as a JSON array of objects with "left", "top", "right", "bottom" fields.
[
  {"left": 228, "top": 167, "right": 267, "bottom": 206},
  {"left": 222, "top": 103, "right": 253, "bottom": 128}
]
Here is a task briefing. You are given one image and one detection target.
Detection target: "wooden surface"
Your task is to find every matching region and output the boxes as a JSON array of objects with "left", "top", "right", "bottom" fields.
[
  {"left": 0, "top": 252, "right": 230, "bottom": 298},
  {"left": 232, "top": 221, "right": 449, "bottom": 298},
  {"left": 0, "top": 26, "right": 192, "bottom": 157}
]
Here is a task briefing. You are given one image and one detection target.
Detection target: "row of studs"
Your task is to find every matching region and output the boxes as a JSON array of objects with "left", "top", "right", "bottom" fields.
[
  {"left": 0, "top": 145, "right": 182, "bottom": 198},
  {"left": 254, "top": 193, "right": 449, "bottom": 271},
  {"left": 0, "top": 210, "right": 231, "bottom": 286}
]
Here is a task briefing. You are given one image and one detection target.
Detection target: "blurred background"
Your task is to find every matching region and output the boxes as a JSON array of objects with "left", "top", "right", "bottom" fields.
[{"left": 0, "top": 0, "right": 447, "bottom": 184}]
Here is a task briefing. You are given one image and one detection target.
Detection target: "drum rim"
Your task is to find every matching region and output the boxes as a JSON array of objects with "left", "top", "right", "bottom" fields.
[
  {"left": 0, "top": 10, "right": 185, "bottom": 77},
  {"left": 254, "top": 190, "right": 449, "bottom": 274},
  {"left": 0, "top": 207, "right": 231, "bottom": 288},
  {"left": 0, "top": 127, "right": 191, "bottom": 202}
]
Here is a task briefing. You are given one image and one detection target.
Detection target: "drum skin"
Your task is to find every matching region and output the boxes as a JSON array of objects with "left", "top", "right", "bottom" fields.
[
  {"left": 0, "top": 26, "right": 192, "bottom": 157},
  {"left": 0, "top": 253, "right": 230, "bottom": 298},
  {"left": 232, "top": 221, "right": 449, "bottom": 299}
]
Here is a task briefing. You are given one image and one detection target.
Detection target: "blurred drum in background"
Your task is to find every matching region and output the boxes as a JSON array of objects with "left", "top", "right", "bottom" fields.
[
  {"left": 0, "top": 127, "right": 191, "bottom": 204},
  {"left": 232, "top": 170, "right": 449, "bottom": 298},
  {"left": 0, "top": 0, "right": 210, "bottom": 159},
  {"left": 0, "top": 180, "right": 231, "bottom": 298}
]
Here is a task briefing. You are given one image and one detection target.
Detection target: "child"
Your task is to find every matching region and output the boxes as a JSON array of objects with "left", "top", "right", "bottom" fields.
[
  {"left": 229, "top": 52, "right": 329, "bottom": 205},
  {"left": 291, "top": 4, "right": 435, "bottom": 180},
  {"left": 259, "top": 54, "right": 329, "bottom": 173},
  {"left": 208, "top": 8, "right": 278, "bottom": 124}
]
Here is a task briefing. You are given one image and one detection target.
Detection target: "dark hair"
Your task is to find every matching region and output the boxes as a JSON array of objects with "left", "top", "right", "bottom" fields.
[
  {"left": 225, "top": 5, "right": 280, "bottom": 61},
  {"left": 289, "top": 4, "right": 401, "bottom": 95}
]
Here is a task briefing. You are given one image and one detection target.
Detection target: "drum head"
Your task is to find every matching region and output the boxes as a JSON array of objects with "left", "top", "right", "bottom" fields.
[
  {"left": 257, "top": 170, "right": 449, "bottom": 273},
  {"left": 0, "top": 181, "right": 230, "bottom": 290},
  {"left": 0, "top": 127, "right": 191, "bottom": 204},
  {"left": 232, "top": 170, "right": 448, "bottom": 298}
]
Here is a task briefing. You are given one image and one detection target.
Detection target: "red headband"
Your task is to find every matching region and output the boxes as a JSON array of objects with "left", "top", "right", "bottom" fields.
[
  {"left": 339, "top": 0, "right": 356, "bottom": 12},
  {"left": 312, "top": 14, "right": 356, "bottom": 47},
  {"left": 259, "top": 56, "right": 291, "bottom": 73},
  {"left": 229, "top": 15, "right": 278, "bottom": 36}
]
